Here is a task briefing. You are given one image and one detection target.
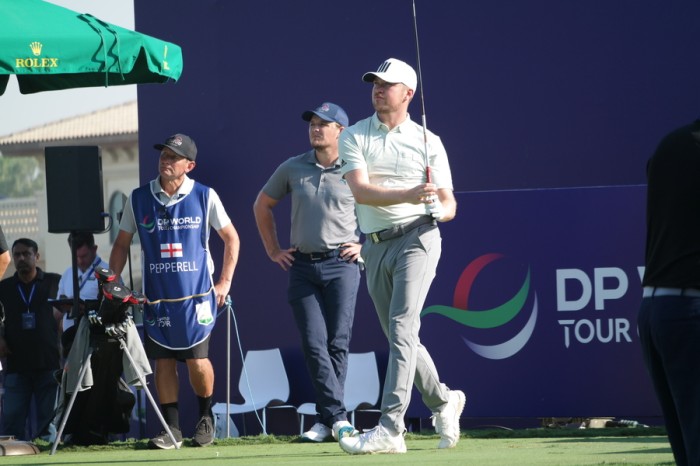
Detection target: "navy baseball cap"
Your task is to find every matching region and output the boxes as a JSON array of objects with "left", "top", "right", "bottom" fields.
[
  {"left": 301, "top": 102, "right": 349, "bottom": 127},
  {"left": 154, "top": 133, "right": 197, "bottom": 161}
]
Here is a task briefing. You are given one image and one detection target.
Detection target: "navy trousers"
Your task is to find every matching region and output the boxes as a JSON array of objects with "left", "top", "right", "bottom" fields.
[
  {"left": 2, "top": 370, "right": 58, "bottom": 440},
  {"left": 638, "top": 295, "right": 700, "bottom": 466},
  {"left": 288, "top": 254, "right": 360, "bottom": 427}
]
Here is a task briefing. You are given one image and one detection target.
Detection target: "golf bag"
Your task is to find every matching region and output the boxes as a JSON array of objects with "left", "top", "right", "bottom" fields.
[{"left": 60, "top": 269, "right": 144, "bottom": 445}]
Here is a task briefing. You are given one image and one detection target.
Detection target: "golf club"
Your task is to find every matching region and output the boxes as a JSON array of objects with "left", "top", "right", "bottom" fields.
[
  {"left": 412, "top": 0, "right": 442, "bottom": 217},
  {"left": 412, "top": 0, "right": 430, "bottom": 182}
]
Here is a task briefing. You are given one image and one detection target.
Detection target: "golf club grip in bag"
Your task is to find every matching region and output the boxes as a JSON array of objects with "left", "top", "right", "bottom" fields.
[
  {"left": 95, "top": 266, "right": 117, "bottom": 289},
  {"left": 88, "top": 267, "right": 145, "bottom": 334},
  {"left": 93, "top": 266, "right": 144, "bottom": 322},
  {"left": 98, "top": 282, "right": 141, "bottom": 326}
]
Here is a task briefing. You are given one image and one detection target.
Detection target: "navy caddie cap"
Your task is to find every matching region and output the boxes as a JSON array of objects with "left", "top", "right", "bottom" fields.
[{"left": 154, "top": 133, "right": 197, "bottom": 161}]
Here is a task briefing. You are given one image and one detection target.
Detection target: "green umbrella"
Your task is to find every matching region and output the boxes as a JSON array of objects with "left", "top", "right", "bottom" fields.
[{"left": 0, "top": 0, "right": 183, "bottom": 95}]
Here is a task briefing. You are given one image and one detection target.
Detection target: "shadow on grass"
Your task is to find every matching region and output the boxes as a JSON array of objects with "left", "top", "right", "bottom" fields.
[
  {"left": 544, "top": 436, "right": 672, "bottom": 458},
  {"left": 463, "top": 426, "right": 667, "bottom": 439},
  {"left": 548, "top": 436, "right": 669, "bottom": 444}
]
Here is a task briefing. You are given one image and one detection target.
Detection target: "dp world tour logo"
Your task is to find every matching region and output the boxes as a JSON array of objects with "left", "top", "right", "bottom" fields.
[
  {"left": 139, "top": 215, "right": 156, "bottom": 233},
  {"left": 421, "top": 253, "right": 538, "bottom": 360}
]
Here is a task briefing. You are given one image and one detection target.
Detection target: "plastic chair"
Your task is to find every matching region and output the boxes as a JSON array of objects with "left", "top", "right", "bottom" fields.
[
  {"left": 344, "top": 351, "right": 381, "bottom": 425},
  {"left": 212, "top": 348, "right": 295, "bottom": 436},
  {"left": 296, "top": 402, "right": 316, "bottom": 434},
  {"left": 297, "top": 351, "right": 381, "bottom": 433}
]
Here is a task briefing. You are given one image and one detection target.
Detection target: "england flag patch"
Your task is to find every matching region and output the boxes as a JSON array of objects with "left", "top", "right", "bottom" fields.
[{"left": 160, "top": 243, "right": 183, "bottom": 258}]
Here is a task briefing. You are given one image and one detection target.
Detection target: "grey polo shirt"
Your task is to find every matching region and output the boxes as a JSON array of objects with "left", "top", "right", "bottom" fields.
[{"left": 262, "top": 150, "right": 360, "bottom": 254}]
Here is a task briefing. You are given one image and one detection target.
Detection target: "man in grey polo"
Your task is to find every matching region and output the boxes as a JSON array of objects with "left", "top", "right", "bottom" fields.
[
  {"left": 338, "top": 58, "right": 465, "bottom": 454},
  {"left": 253, "top": 102, "right": 362, "bottom": 442}
]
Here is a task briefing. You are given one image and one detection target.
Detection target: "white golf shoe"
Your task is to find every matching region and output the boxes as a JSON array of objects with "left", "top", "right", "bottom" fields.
[
  {"left": 339, "top": 424, "right": 406, "bottom": 454},
  {"left": 432, "top": 389, "right": 466, "bottom": 448},
  {"left": 301, "top": 422, "right": 332, "bottom": 442},
  {"left": 332, "top": 420, "right": 358, "bottom": 440}
]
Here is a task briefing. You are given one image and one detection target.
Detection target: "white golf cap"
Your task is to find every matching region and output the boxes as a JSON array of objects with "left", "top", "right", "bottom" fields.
[{"left": 362, "top": 58, "right": 417, "bottom": 91}]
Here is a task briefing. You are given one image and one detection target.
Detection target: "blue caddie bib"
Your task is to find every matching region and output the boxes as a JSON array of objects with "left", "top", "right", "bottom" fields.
[{"left": 132, "top": 182, "right": 216, "bottom": 350}]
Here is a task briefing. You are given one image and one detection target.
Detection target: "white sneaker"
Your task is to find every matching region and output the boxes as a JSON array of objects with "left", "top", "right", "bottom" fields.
[
  {"left": 301, "top": 422, "right": 332, "bottom": 442},
  {"left": 332, "top": 420, "right": 358, "bottom": 440},
  {"left": 339, "top": 424, "right": 407, "bottom": 454},
  {"left": 432, "top": 389, "right": 466, "bottom": 449}
]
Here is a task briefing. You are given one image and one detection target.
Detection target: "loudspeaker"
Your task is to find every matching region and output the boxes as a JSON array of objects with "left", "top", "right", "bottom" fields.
[{"left": 45, "top": 146, "right": 105, "bottom": 233}]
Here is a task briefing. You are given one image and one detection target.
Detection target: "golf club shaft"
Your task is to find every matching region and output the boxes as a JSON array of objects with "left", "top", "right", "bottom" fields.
[{"left": 412, "top": 0, "right": 431, "bottom": 183}]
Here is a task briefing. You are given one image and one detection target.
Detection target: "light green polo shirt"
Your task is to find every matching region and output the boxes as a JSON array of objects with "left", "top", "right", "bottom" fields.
[{"left": 339, "top": 113, "right": 454, "bottom": 233}]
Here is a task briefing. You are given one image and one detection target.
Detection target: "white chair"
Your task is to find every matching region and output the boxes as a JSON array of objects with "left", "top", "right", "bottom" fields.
[
  {"left": 296, "top": 402, "right": 317, "bottom": 435},
  {"left": 297, "top": 351, "right": 381, "bottom": 433},
  {"left": 212, "top": 348, "right": 295, "bottom": 436},
  {"left": 344, "top": 351, "right": 381, "bottom": 425}
]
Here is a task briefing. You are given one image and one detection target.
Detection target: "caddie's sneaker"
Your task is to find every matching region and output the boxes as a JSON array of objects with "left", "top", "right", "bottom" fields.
[
  {"left": 332, "top": 420, "right": 359, "bottom": 440},
  {"left": 148, "top": 427, "right": 183, "bottom": 450},
  {"left": 432, "top": 389, "right": 466, "bottom": 449},
  {"left": 339, "top": 424, "right": 407, "bottom": 454},
  {"left": 192, "top": 414, "right": 215, "bottom": 447},
  {"left": 301, "top": 422, "right": 332, "bottom": 442}
]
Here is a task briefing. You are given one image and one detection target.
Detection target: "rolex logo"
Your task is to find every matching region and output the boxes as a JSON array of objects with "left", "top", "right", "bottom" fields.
[
  {"left": 16, "top": 42, "right": 59, "bottom": 68},
  {"left": 29, "top": 41, "right": 43, "bottom": 56}
]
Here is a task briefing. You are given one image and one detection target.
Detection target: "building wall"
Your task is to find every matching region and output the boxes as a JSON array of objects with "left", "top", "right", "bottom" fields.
[{"left": 0, "top": 141, "right": 141, "bottom": 288}]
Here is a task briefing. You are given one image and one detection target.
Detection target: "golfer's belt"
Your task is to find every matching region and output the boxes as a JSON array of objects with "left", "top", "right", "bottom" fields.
[{"left": 369, "top": 215, "right": 437, "bottom": 244}]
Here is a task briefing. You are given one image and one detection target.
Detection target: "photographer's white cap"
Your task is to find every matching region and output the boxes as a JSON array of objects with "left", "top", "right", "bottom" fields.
[{"left": 362, "top": 58, "right": 417, "bottom": 91}]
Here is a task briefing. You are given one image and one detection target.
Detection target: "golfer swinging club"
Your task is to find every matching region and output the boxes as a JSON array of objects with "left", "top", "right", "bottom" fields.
[{"left": 337, "top": 57, "right": 464, "bottom": 454}]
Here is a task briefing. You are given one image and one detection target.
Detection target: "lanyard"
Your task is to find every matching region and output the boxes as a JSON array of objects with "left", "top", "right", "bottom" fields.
[
  {"left": 78, "top": 258, "right": 101, "bottom": 291},
  {"left": 17, "top": 282, "right": 36, "bottom": 313}
]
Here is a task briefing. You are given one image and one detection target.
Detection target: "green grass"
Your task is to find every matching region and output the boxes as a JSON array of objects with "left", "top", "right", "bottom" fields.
[{"left": 2, "top": 429, "right": 674, "bottom": 466}]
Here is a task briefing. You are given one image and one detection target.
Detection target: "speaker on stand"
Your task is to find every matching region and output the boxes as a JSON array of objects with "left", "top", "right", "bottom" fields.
[
  {"left": 45, "top": 146, "right": 106, "bottom": 321},
  {"left": 45, "top": 146, "right": 105, "bottom": 234}
]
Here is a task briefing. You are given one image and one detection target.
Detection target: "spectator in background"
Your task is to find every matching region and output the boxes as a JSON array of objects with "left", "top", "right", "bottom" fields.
[
  {"left": 0, "top": 226, "right": 9, "bottom": 385},
  {"left": 638, "top": 119, "right": 700, "bottom": 466},
  {"left": 56, "top": 232, "right": 109, "bottom": 357},
  {"left": 0, "top": 238, "right": 61, "bottom": 440},
  {"left": 254, "top": 102, "right": 362, "bottom": 442},
  {"left": 0, "top": 226, "right": 10, "bottom": 279}
]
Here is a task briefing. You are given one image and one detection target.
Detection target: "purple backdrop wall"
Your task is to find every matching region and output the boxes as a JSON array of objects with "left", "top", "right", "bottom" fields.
[
  {"left": 131, "top": 0, "right": 700, "bottom": 435},
  {"left": 420, "top": 186, "right": 653, "bottom": 419}
]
